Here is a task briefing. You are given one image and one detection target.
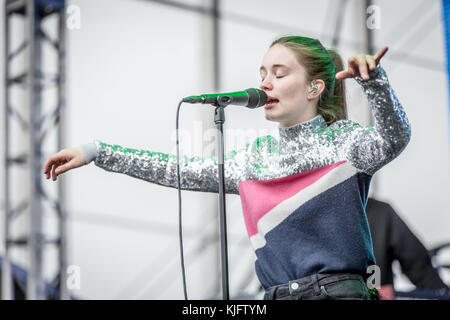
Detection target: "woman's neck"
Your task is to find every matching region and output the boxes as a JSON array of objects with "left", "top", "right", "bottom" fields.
[{"left": 278, "top": 114, "right": 326, "bottom": 154}]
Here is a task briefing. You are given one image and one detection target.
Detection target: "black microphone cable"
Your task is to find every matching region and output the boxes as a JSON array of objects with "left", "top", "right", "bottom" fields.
[{"left": 175, "top": 99, "right": 188, "bottom": 300}]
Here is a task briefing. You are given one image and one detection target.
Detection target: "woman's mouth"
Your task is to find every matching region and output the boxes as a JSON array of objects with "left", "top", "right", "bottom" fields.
[{"left": 265, "top": 97, "right": 279, "bottom": 109}]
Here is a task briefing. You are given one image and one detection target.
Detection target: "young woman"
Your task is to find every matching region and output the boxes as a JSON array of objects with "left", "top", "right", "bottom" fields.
[{"left": 43, "top": 36, "right": 411, "bottom": 300}]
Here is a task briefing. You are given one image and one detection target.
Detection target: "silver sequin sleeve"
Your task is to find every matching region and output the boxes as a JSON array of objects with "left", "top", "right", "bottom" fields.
[
  {"left": 93, "top": 140, "right": 249, "bottom": 194},
  {"left": 91, "top": 64, "right": 409, "bottom": 192},
  {"left": 337, "top": 64, "right": 411, "bottom": 175}
]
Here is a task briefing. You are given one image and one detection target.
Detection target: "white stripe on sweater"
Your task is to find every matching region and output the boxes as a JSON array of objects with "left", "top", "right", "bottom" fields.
[{"left": 250, "top": 161, "right": 359, "bottom": 250}]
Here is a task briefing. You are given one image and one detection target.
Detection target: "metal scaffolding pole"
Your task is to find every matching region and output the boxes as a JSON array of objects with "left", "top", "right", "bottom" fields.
[
  {"left": 2, "top": 0, "right": 67, "bottom": 300},
  {"left": 56, "top": 3, "right": 69, "bottom": 300},
  {"left": 27, "top": 0, "right": 45, "bottom": 300},
  {"left": 2, "top": 0, "right": 13, "bottom": 302}
]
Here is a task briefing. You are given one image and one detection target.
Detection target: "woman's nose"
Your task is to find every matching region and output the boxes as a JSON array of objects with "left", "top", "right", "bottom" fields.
[{"left": 260, "top": 78, "right": 273, "bottom": 91}]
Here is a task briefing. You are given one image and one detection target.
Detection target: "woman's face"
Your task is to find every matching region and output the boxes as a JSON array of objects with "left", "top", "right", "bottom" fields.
[{"left": 259, "top": 44, "right": 318, "bottom": 127}]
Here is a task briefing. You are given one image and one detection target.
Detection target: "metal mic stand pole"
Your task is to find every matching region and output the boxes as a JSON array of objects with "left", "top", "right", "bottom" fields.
[{"left": 213, "top": 103, "right": 229, "bottom": 300}]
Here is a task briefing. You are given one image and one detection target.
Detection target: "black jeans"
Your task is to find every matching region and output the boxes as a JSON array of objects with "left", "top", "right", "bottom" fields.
[{"left": 263, "top": 273, "right": 373, "bottom": 300}]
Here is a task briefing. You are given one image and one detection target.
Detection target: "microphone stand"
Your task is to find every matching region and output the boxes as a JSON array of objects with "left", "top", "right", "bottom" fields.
[
  {"left": 180, "top": 90, "right": 266, "bottom": 300},
  {"left": 213, "top": 103, "right": 229, "bottom": 300}
]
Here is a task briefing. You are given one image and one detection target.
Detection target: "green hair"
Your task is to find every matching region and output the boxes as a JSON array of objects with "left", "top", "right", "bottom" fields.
[{"left": 270, "top": 35, "right": 347, "bottom": 126}]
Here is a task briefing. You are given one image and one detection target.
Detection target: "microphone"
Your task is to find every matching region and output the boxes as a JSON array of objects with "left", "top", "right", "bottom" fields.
[{"left": 183, "top": 88, "right": 267, "bottom": 109}]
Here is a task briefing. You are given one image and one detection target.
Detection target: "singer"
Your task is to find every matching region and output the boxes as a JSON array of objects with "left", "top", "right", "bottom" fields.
[{"left": 43, "top": 36, "right": 411, "bottom": 300}]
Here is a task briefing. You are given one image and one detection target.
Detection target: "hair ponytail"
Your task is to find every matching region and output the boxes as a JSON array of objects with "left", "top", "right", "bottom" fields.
[{"left": 320, "top": 48, "right": 347, "bottom": 125}]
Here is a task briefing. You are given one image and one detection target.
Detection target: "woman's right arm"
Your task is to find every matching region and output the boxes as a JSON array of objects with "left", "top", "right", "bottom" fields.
[{"left": 44, "top": 140, "right": 249, "bottom": 195}]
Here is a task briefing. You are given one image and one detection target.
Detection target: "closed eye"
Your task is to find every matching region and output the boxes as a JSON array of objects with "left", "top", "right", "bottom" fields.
[{"left": 261, "top": 74, "right": 286, "bottom": 81}]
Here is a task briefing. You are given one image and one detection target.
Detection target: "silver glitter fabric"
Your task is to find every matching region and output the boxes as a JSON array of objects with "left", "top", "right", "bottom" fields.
[{"left": 94, "top": 64, "right": 410, "bottom": 194}]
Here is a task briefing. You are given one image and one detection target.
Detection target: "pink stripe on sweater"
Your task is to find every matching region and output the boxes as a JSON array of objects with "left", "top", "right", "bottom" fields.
[{"left": 239, "top": 161, "right": 347, "bottom": 237}]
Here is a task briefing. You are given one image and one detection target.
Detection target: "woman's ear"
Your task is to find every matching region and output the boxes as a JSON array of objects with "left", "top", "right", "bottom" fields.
[{"left": 307, "top": 79, "right": 325, "bottom": 100}]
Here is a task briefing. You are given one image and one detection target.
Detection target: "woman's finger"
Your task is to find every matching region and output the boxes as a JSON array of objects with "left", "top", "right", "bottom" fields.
[
  {"left": 55, "top": 160, "right": 71, "bottom": 176},
  {"left": 356, "top": 55, "right": 369, "bottom": 80},
  {"left": 374, "top": 46, "right": 388, "bottom": 65},
  {"left": 336, "top": 57, "right": 357, "bottom": 80},
  {"left": 366, "top": 55, "right": 377, "bottom": 71},
  {"left": 44, "top": 155, "right": 57, "bottom": 175},
  {"left": 44, "top": 151, "right": 65, "bottom": 172},
  {"left": 44, "top": 161, "right": 50, "bottom": 178},
  {"left": 44, "top": 157, "right": 59, "bottom": 179},
  {"left": 347, "top": 57, "right": 358, "bottom": 77},
  {"left": 46, "top": 165, "right": 52, "bottom": 179},
  {"left": 336, "top": 70, "right": 353, "bottom": 80},
  {"left": 51, "top": 162, "right": 58, "bottom": 181}
]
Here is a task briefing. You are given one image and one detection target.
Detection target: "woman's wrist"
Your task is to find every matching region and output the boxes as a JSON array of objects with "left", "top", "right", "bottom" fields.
[{"left": 80, "top": 141, "right": 97, "bottom": 164}]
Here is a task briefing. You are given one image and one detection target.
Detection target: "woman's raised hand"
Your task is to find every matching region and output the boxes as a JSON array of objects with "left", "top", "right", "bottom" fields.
[
  {"left": 335, "top": 46, "right": 388, "bottom": 81},
  {"left": 43, "top": 147, "right": 87, "bottom": 181}
]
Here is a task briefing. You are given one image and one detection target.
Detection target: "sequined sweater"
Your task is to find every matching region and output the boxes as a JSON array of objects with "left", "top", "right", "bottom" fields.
[{"left": 81, "top": 64, "right": 411, "bottom": 289}]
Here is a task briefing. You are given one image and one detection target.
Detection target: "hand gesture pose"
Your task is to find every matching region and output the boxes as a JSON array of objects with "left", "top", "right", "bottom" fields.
[
  {"left": 335, "top": 46, "right": 388, "bottom": 81},
  {"left": 43, "top": 147, "right": 86, "bottom": 181}
]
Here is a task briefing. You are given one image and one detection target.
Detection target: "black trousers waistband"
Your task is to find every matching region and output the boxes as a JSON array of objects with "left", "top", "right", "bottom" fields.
[{"left": 264, "top": 273, "right": 368, "bottom": 300}]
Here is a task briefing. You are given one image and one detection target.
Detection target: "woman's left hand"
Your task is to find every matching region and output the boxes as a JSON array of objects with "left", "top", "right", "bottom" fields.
[{"left": 335, "top": 46, "right": 388, "bottom": 81}]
